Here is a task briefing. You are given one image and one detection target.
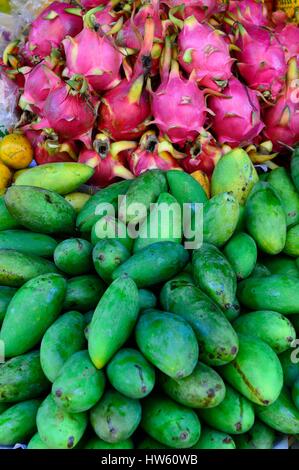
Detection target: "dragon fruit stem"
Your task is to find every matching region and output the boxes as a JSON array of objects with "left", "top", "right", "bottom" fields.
[
  {"left": 67, "top": 74, "right": 89, "bottom": 94},
  {"left": 110, "top": 141, "right": 138, "bottom": 158},
  {"left": 160, "top": 36, "right": 172, "bottom": 83}
]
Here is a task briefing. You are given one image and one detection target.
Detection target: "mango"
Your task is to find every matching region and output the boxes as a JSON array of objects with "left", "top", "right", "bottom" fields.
[
  {"left": 0, "top": 230, "right": 57, "bottom": 258},
  {"left": 166, "top": 169, "right": 208, "bottom": 206},
  {"left": 291, "top": 147, "right": 299, "bottom": 193},
  {"left": 37, "top": 395, "right": 88, "bottom": 449},
  {"left": 88, "top": 277, "right": 139, "bottom": 369},
  {"left": 235, "top": 204, "right": 245, "bottom": 232},
  {"left": 54, "top": 238, "right": 93, "bottom": 275},
  {"left": 27, "top": 433, "right": 50, "bottom": 449},
  {"left": 292, "top": 377, "right": 299, "bottom": 410},
  {"left": 0, "top": 195, "right": 19, "bottom": 231},
  {"left": 63, "top": 275, "right": 105, "bottom": 312},
  {"left": 90, "top": 390, "right": 141, "bottom": 443},
  {"left": 0, "top": 351, "right": 49, "bottom": 403},
  {"left": 0, "top": 273, "right": 67, "bottom": 357},
  {"left": 0, "top": 400, "right": 40, "bottom": 445},
  {"left": 138, "top": 289, "right": 157, "bottom": 310},
  {"left": 93, "top": 239, "right": 130, "bottom": 283},
  {"left": 160, "top": 362, "right": 225, "bottom": 409},
  {"left": 85, "top": 437, "right": 134, "bottom": 449},
  {"left": 192, "top": 427, "right": 236, "bottom": 449},
  {"left": 224, "top": 298, "right": 241, "bottom": 322},
  {"left": 283, "top": 224, "right": 299, "bottom": 257},
  {"left": 91, "top": 215, "right": 133, "bottom": 251},
  {"left": 223, "top": 232, "right": 257, "bottom": 280},
  {"left": 199, "top": 385, "right": 254, "bottom": 435},
  {"left": 234, "top": 420, "right": 275, "bottom": 449},
  {"left": 267, "top": 167, "right": 299, "bottom": 227},
  {"left": 52, "top": 350, "right": 105, "bottom": 413},
  {"left": 245, "top": 182, "right": 286, "bottom": 255},
  {"left": 238, "top": 274, "right": 299, "bottom": 314},
  {"left": 135, "top": 309, "right": 198, "bottom": 379},
  {"left": 279, "top": 349, "right": 299, "bottom": 388},
  {"left": 65, "top": 192, "right": 91, "bottom": 214},
  {"left": 141, "top": 395, "right": 201, "bottom": 449},
  {"left": 5, "top": 186, "right": 76, "bottom": 235},
  {"left": 203, "top": 192, "right": 240, "bottom": 247},
  {"left": 251, "top": 262, "right": 271, "bottom": 278},
  {"left": 107, "top": 348, "right": 155, "bottom": 399},
  {"left": 263, "top": 255, "right": 299, "bottom": 277},
  {"left": 221, "top": 334, "right": 283, "bottom": 406},
  {"left": 255, "top": 388, "right": 299, "bottom": 434},
  {"left": 211, "top": 148, "right": 258, "bottom": 205},
  {"left": 233, "top": 311, "right": 296, "bottom": 354},
  {"left": 112, "top": 241, "right": 189, "bottom": 288},
  {"left": 40, "top": 311, "right": 86, "bottom": 383},
  {"left": 0, "top": 286, "right": 16, "bottom": 323},
  {"left": 15, "top": 163, "right": 94, "bottom": 195},
  {"left": 0, "top": 249, "right": 59, "bottom": 287}
]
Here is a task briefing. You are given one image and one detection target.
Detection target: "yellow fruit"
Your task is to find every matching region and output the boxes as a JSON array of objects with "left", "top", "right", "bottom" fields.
[
  {"left": 0, "top": 163, "right": 12, "bottom": 190},
  {"left": 191, "top": 170, "right": 210, "bottom": 198},
  {"left": 65, "top": 192, "right": 91, "bottom": 213},
  {"left": 0, "top": 0, "right": 11, "bottom": 13},
  {"left": 0, "top": 133, "right": 33, "bottom": 170}
]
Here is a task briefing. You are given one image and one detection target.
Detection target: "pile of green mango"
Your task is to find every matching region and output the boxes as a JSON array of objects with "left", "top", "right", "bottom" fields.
[{"left": 1, "top": 151, "right": 299, "bottom": 450}]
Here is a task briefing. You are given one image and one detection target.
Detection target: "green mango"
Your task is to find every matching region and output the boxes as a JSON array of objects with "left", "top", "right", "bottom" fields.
[
  {"left": 166, "top": 169, "right": 207, "bottom": 206},
  {"left": 199, "top": 385, "right": 254, "bottom": 435},
  {"left": 54, "top": 238, "right": 93, "bottom": 275},
  {"left": 263, "top": 255, "right": 299, "bottom": 277},
  {"left": 192, "top": 243, "right": 237, "bottom": 312},
  {"left": 233, "top": 311, "right": 296, "bottom": 354},
  {"left": 160, "top": 362, "right": 225, "bottom": 409},
  {"left": 107, "top": 348, "right": 155, "bottom": 399},
  {"left": 88, "top": 277, "right": 139, "bottom": 369},
  {"left": 135, "top": 309, "right": 198, "bottom": 379},
  {"left": 15, "top": 163, "right": 94, "bottom": 195},
  {"left": 90, "top": 390, "right": 141, "bottom": 443},
  {"left": 223, "top": 232, "right": 257, "bottom": 280},
  {"left": 63, "top": 275, "right": 105, "bottom": 312},
  {"left": 133, "top": 192, "right": 182, "bottom": 252},
  {"left": 284, "top": 224, "right": 299, "bottom": 257},
  {"left": 138, "top": 289, "right": 157, "bottom": 310},
  {"left": 138, "top": 437, "right": 169, "bottom": 449},
  {"left": 85, "top": 437, "right": 134, "bottom": 449},
  {"left": 244, "top": 182, "right": 286, "bottom": 255},
  {"left": 0, "top": 230, "right": 57, "bottom": 258},
  {"left": 292, "top": 377, "right": 299, "bottom": 410},
  {"left": 119, "top": 170, "right": 168, "bottom": 224},
  {"left": 40, "top": 311, "right": 86, "bottom": 383},
  {"left": 238, "top": 274, "right": 299, "bottom": 314},
  {"left": 37, "top": 395, "right": 88, "bottom": 449},
  {"left": 93, "top": 239, "right": 130, "bottom": 283},
  {"left": 211, "top": 148, "right": 258, "bottom": 205},
  {"left": 255, "top": 388, "right": 299, "bottom": 434},
  {"left": 235, "top": 204, "right": 246, "bottom": 232},
  {"left": 267, "top": 167, "right": 299, "bottom": 227},
  {"left": 224, "top": 298, "right": 241, "bottom": 322},
  {"left": 112, "top": 241, "right": 189, "bottom": 288},
  {"left": 250, "top": 262, "right": 271, "bottom": 278},
  {"left": 0, "top": 351, "right": 49, "bottom": 403},
  {"left": 192, "top": 427, "right": 236, "bottom": 449},
  {"left": 141, "top": 395, "right": 201, "bottom": 449},
  {"left": 0, "top": 273, "right": 67, "bottom": 357},
  {"left": 52, "top": 350, "right": 105, "bottom": 413},
  {"left": 0, "top": 400, "right": 40, "bottom": 446},
  {"left": 76, "top": 180, "right": 132, "bottom": 233},
  {"left": 279, "top": 349, "right": 299, "bottom": 388},
  {"left": 0, "top": 286, "right": 16, "bottom": 323},
  {"left": 5, "top": 186, "right": 76, "bottom": 235},
  {"left": 0, "top": 195, "right": 19, "bottom": 231},
  {"left": 160, "top": 278, "right": 239, "bottom": 366},
  {"left": 291, "top": 147, "right": 299, "bottom": 192},
  {"left": 91, "top": 215, "right": 133, "bottom": 251},
  {"left": 0, "top": 249, "right": 59, "bottom": 287},
  {"left": 27, "top": 433, "right": 50, "bottom": 449},
  {"left": 221, "top": 334, "right": 283, "bottom": 405},
  {"left": 234, "top": 420, "right": 275, "bottom": 449},
  {"left": 203, "top": 193, "right": 240, "bottom": 247}
]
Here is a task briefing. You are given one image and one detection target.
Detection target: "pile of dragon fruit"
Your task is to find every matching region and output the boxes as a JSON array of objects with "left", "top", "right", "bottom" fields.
[{"left": 1, "top": 0, "right": 299, "bottom": 187}]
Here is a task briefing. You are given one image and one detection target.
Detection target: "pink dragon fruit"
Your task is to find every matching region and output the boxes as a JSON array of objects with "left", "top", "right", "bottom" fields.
[
  {"left": 227, "top": 0, "right": 269, "bottom": 27},
  {"left": 163, "top": 0, "right": 227, "bottom": 22},
  {"left": 79, "top": 133, "right": 135, "bottom": 187},
  {"left": 263, "top": 58, "right": 299, "bottom": 151},
  {"left": 19, "top": 62, "right": 62, "bottom": 115},
  {"left": 127, "top": 131, "right": 182, "bottom": 176},
  {"left": 98, "top": 16, "right": 154, "bottom": 141},
  {"left": 23, "top": 129, "right": 78, "bottom": 164},
  {"left": 276, "top": 24, "right": 299, "bottom": 63},
  {"left": 235, "top": 24, "right": 287, "bottom": 101},
  {"left": 177, "top": 16, "right": 233, "bottom": 91},
  {"left": 79, "top": 0, "right": 110, "bottom": 8},
  {"left": 63, "top": 27, "right": 122, "bottom": 93},
  {"left": 23, "top": 2, "right": 83, "bottom": 63},
  {"left": 88, "top": 3, "right": 122, "bottom": 34},
  {"left": 151, "top": 37, "right": 207, "bottom": 147},
  {"left": 209, "top": 76, "right": 264, "bottom": 147}
]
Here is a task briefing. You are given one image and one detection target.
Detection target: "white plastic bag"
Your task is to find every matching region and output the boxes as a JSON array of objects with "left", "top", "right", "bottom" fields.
[{"left": 0, "top": 68, "right": 19, "bottom": 132}]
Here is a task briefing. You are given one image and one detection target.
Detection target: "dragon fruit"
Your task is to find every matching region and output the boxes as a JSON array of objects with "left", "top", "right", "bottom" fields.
[
  {"left": 235, "top": 24, "right": 287, "bottom": 101},
  {"left": 63, "top": 27, "right": 122, "bottom": 93},
  {"left": 227, "top": 0, "right": 269, "bottom": 27},
  {"left": 87, "top": 3, "right": 123, "bottom": 34},
  {"left": 181, "top": 130, "right": 225, "bottom": 176},
  {"left": 163, "top": 0, "right": 227, "bottom": 22},
  {"left": 79, "top": 0, "right": 110, "bottom": 8},
  {"left": 98, "top": 16, "right": 154, "bottom": 141},
  {"left": 151, "top": 37, "right": 207, "bottom": 147},
  {"left": 263, "top": 58, "right": 299, "bottom": 151},
  {"left": 23, "top": 2, "right": 83, "bottom": 63},
  {"left": 127, "top": 131, "right": 182, "bottom": 176},
  {"left": 209, "top": 76, "right": 264, "bottom": 147},
  {"left": 79, "top": 133, "right": 135, "bottom": 187},
  {"left": 177, "top": 16, "right": 233, "bottom": 91},
  {"left": 23, "top": 129, "right": 78, "bottom": 164},
  {"left": 276, "top": 24, "right": 299, "bottom": 63}
]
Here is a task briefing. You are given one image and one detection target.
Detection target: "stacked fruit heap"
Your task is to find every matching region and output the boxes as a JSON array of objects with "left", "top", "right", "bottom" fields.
[
  {"left": 0, "top": 0, "right": 299, "bottom": 190},
  {"left": 1, "top": 145, "right": 299, "bottom": 449}
]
